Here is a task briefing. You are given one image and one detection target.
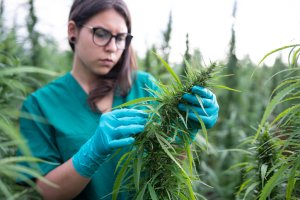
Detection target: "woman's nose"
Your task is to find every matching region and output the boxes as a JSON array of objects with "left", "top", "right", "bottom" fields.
[{"left": 104, "top": 37, "right": 118, "bottom": 52}]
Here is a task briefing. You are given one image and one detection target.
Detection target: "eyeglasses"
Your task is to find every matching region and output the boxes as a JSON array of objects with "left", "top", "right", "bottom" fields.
[{"left": 82, "top": 25, "right": 133, "bottom": 50}]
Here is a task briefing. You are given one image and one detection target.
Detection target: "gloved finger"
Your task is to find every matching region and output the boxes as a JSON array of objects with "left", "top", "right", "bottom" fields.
[
  {"left": 114, "top": 124, "right": 145, "bottom": 138},
  {"left": 112, "top": 108, "right": 148, "bottom": 118},
  {"left": 191, "top": 86, "right": 214, "bottom": 99},
  {"left": 187, "top": 113, "right": 218, "bottom": 128},
  {"left": 117, "top": 116, "right": 147, "bottom": 126},
  {"left": 182, "top": 94, "right": 215, "bottom": 107},
  {"left": 178, "top": 103, "right": 218, "bottom": 116},
  {"left": 109, "top": 137, "right": 135, "bottom": 149}
]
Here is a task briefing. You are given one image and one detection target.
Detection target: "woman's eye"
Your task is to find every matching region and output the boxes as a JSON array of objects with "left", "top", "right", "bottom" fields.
[
  {"left": 116, "top": 34, "right": 127, "bottom": 42},
  {"left": 94, "top": 29, "right": 110, "bottom": 39}
]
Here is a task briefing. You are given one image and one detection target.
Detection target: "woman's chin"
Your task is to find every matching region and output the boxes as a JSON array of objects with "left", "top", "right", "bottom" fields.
[{"left": 94, "top": 67, "right": 113, "bottom": 76}]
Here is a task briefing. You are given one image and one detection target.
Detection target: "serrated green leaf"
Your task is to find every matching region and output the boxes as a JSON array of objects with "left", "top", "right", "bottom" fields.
[{"left": 259, "top": 164, "right": 288, "bottom": 200}]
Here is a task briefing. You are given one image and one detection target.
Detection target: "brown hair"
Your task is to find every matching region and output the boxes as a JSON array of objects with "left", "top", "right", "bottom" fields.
[{"left": 68, "top": 0, "right": 137, "bottom": 111}]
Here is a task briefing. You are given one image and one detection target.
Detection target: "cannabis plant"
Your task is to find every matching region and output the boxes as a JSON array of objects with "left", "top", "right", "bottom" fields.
[
  {"left": 0, "top": 53, "right": 57, "bottom": 199},
  {"left": 237, "top": 45, "right": 300, "bottom": 200},
  {"left": 111, "top": 54, "right": 235, "bottom": 200}
]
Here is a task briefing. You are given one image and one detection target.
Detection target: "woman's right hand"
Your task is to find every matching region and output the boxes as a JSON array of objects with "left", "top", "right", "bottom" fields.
[{"left": 72, "top": 109, "right": 148, "bottom": 178}]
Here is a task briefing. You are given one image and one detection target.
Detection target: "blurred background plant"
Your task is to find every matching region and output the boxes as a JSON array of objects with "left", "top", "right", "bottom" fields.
[
  {"left": 235, "top": 45, "right": 300, "bottom": 200},
  {"left": 0, "top": 0, "right": 299, "bottom": 199},
  {"left": 0, "top": 52, "right": 59, "bottom": 199},
  {"left": 0, "top": 0, "right": 65, "bottom": 198}
]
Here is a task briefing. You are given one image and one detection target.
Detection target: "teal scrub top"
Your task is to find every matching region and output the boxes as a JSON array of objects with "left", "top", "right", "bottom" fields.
[{"left": 19, "top": 71, "right": 158, "bottom": 200}]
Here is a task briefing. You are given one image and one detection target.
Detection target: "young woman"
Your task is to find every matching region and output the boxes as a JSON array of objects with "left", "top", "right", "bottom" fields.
[{"left": 19, "top": 0, "right": 219, "bottom": 199}]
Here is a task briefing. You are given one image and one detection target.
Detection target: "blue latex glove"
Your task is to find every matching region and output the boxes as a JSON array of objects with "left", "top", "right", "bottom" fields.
[
  {"left": 72, "top": 108, "right": 148, "bottom": 178},
  {"left": 178, "top": 86, "right": 219, "bottom": 135}
]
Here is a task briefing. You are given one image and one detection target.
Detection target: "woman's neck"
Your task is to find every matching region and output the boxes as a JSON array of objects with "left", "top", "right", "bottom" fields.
[{"left": 71, "top": 66, "right": 98, "bottom": 94}]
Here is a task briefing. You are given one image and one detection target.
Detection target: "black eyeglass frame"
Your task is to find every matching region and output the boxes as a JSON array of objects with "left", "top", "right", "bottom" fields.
[{"left": 82, "top": 25, "right": 133, "bottom": 50}]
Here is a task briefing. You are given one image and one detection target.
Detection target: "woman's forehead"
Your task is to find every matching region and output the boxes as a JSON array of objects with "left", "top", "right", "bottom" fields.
[{"left": 87, "top": 9, "right": 128, "bottom": 33}]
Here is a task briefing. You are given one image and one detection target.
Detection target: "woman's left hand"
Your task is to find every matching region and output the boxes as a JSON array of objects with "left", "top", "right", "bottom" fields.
[{"left": 178, "top": 86, "right": 219, "bottom": 130}]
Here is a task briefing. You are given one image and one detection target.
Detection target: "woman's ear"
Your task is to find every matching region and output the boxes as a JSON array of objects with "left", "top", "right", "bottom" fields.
[{"left": 68, "top": 21, "right": 78, "bottom": 43}]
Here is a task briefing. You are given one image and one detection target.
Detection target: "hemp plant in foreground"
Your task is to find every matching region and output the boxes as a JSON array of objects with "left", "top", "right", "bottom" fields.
[{"left": 112, "top": 56, "right": 231, "bottom": 200}]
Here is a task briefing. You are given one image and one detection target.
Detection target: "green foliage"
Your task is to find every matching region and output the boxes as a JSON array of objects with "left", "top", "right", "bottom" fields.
[
  {"left": 0, "top": 53, "right": 59, "bottom": 199},
  {"left": 112, "top": 55, "right": 231, "bottom": 199},
  {"left": 1, "top": 1, "right": 299, "bottom": 199},
  {"left": 180, "top": 33, "right": 192, "bottom": 78},
  {"left": 259, "top": 44, "right": 300, "bottom": 68},
  {"left": 160, "top": 11, "right": 172, "bottom": 63},
  {"left": 185, "top": 52, "right": 293, "bottom": 200},
  {"left": 236, "top": 46, "right": 300, "bottom": 200},
  {"left": 0, "top": 2, "right": 72, "bottom": 198},
  {"left": 0, "top": 0, "right": 72, "bottom": 74},
  {"left": 26, "top": 0, "right": 41, "bottom": 67},
  {"left": 0, "top": 0, "right": 4, "bottom": 35}
]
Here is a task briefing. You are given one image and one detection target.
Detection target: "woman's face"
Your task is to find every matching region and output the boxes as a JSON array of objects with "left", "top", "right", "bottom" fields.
[{"left": 71, "top": 9, "right": 128, "bottom": 77}]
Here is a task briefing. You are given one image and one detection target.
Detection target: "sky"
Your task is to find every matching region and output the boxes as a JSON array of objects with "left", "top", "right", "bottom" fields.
[{"left": 4, "top": 0, "right": 300, "bottom": 65}]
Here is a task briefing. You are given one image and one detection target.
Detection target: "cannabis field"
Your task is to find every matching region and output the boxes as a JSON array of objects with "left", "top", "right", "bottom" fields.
[{"left": 0, "top": 1, "right": 299, "bottom": 200}]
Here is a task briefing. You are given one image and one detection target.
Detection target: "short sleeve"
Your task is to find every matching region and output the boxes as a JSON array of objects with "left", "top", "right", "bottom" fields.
[{"left": 19, "top": 95, "right": 61, "bottom": 176}]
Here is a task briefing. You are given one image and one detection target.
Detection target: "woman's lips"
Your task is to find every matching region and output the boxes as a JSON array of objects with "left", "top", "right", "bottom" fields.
[{"left": 99, "top": 59, "right": 113, "bottom": 66}]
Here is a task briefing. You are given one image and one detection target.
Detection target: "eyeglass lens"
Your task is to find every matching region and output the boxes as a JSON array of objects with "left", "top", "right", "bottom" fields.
[{"left": 93, "top": 28, "right": 131, "bottom": 50}]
